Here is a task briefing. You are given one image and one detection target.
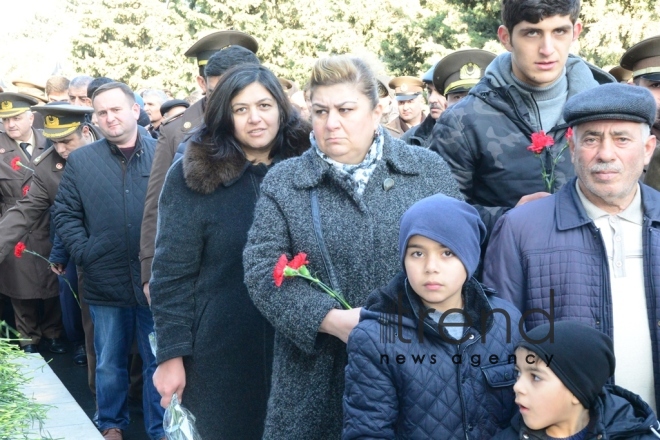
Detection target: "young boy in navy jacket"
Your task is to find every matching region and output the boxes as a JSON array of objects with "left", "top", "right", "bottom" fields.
[
  {"left": 343, "top": 194, "right": 522, "bottom": 439},
  {"left": 494, "top": 321, "right": 660, "bottom": 440}
]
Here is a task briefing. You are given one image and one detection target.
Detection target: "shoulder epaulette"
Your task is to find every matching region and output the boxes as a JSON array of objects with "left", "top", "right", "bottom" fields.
[
  {"left": 160, "top": 112, "right": 185, "bottom": 127},
  {"left": 33, "top": 146, "right": 55, "bottom": 166}
]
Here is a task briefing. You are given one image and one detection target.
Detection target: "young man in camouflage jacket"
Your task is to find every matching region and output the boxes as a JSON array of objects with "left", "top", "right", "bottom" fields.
[{"left": 430, "top": 0, "right": 613, "bottom": 234}]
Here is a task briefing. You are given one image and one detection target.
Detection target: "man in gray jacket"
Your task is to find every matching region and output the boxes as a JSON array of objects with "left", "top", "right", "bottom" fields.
[{"left": 483, "top": 83, "right": 659, "bottom": 413}]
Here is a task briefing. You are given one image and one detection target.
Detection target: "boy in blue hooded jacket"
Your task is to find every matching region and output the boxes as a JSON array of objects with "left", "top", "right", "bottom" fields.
[{"left": 343, "top": 194, "right": 522, "bottom": 439}]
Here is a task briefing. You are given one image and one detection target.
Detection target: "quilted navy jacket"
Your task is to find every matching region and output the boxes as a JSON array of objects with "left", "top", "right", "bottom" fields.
[
  {"left": 343, "top": 272, "right": 522, "bottom": 440},
  {"left": 54, "top": 134, "right": 155, "bottom": 307},
  {"left": 483, "top": 177, "right": 660, "bottom": 407}
]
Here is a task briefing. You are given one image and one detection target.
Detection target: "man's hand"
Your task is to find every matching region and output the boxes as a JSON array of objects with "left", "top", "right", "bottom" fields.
[
  {"left": 143, "top": 282, "right": 150, "bottom": 305},
  {"left": 319, "top": 308, "right": 362, "bottom": 343},
  {"left": 50, "top": 263, "right": 66, "bottom": 275},
  {"left": 516, "top": 192, "right": 551, "bottom": 207},
  {"left": 153, "top": 357, "right": 186, "bottom": 408}
]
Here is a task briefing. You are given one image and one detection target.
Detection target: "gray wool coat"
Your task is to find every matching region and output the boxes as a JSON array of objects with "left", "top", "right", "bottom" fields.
[{"left": 243, "top": 133, "right": 462, "bottom": 439}]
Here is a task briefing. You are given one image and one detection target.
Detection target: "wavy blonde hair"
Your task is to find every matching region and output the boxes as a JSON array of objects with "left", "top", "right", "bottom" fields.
[{"left": 309, "top": 55, "right": 379, "bottom": 109}]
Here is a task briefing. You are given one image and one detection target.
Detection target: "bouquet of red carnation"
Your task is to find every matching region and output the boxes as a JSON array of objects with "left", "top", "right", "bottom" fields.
[
  {"left": 273, "top": 252, "right": 352, "bottom": 309},
  {"left": 14, "top": 242, "right": 79, "bottom": 306},
  {"left": 527, "top": 128, "right": 572, "bottom": 193}
]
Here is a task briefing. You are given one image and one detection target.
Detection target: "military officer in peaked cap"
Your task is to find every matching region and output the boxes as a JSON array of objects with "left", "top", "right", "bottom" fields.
[
  {"left": 399, "top": 63, "right": 446, "bottom": 147},
  {"left": 11, "top": 80, "right": 47, "bottom": 129},
  {"left": 385, "top": 76, "right": 426, "bottom": 138},
  {"left": 621, "top": 35, "right": 660, "bottom": 190},
  {"left": 433, "top": 49, "right": 496, "bottom": 108},
  {"left": 401, "top": 49, "right": 496, "bottom": 148},
  {"left": 0, "top": 93, "right": 65, "bottom": 354},
  {"left": 141, "top": 30, "right": 260, "bottom": 302},
  {"left": 607, "top": 65, "right": 633, "bottom": 84},
  {"left": 0, "top": 104, "right": 99, "bottom": 364}
]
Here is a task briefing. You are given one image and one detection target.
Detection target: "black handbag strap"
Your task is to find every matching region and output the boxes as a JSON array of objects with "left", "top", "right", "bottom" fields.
[{"left": 310, "top": 188, "right": 342, "bottom": 294}]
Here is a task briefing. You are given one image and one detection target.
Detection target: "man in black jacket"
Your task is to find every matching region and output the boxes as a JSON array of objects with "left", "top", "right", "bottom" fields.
[{"left": 54, "top": 82, "right": 162, "bottom": 440}]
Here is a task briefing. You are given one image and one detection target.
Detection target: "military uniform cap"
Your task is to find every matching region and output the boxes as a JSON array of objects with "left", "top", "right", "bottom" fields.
[
  {"left": 31, "top": 103, "right": 93, "bottom": 139},
  {"left": 422, "top": 63, "right": 438, "bottom": 84},
  {"left": 563, "top": 83, "right": 656, "bottom": 128},
  {"left": 0, "top": 92, "right": 39, "bottom": 118},
  {"left": 160, "top": 99, "right": 189, "bottom": 117},
  {"left": 433, "top": 49, "right": 496, "bottom": 96},
  {"left": 278, "top": 78, "right": 298, "bottom": 97},
  {"left": 12, "top": 80, "right": 47, "bottom": 103},
  {"left": 606, "top": 65, "right": 632, "bottom": 83},
  {"left": 620, "top": 35, "right": 660, "bottom": 82},
  {"left": 389, "top": 76, "right": 424, "bottom": 101},
  {"left": 185, "top": 30, "right": 259, "bottom": 67},
  {"left": 376, "top": 76, "right": 393, "bottom": 99}
]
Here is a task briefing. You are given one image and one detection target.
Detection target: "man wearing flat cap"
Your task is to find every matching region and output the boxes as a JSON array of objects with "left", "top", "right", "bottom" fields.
[
  {"left": 141, "top": 31, "right": 260, "bottom": 303},
  {"left": 385, "top": 76, "right": 426, "bottom": 138},
  {"left": 621, "top": 35, "right": 660, "bottom": 190},
  {"left": 158, "top": 99, "right": 189, "bottom": 126},
  {"left": 0, "top": 104, "right": 99, "bottom": 366},
  {"left": 0, "top": 92, "right": 64, "bottom": 354},
  {"left": 484, "top": 83, "right": 660, "bottom": 412}
]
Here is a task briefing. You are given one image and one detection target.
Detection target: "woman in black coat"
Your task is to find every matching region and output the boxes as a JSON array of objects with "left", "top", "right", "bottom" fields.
[{"left": 149, "top": 64, "right": 310, "bottom": 439}]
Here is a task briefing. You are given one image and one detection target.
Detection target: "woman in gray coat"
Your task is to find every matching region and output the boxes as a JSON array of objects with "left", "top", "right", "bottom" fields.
[{"left": 243, "top": 55, "right": 462, "bottom": 439}]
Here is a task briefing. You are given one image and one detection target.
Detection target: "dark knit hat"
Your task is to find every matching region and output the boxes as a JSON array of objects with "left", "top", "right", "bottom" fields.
[
  {"left": 563, "top": 83, "right": 657, "bottom": 128},
  {"left": 518, "top": 321, "right": 615, "bottom": 409},
  {"left": 399, "top": 194, "right": 486, "bottom": 278}
]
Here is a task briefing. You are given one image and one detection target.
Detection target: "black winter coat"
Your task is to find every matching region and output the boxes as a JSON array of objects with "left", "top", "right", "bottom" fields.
[
  {"left": 149, "top": 140, "right": 275, "bottom": 439},
  {"left": 400, "top": 113, "right": 435, "bottom": 148},
  {"left": 54, "top": 134, "right": 155, "bottom": 306},
  {"left": 343, "top": 272, "right": 522, "bottom": 439},
  {"left": 493, "top": 385, "right": 660, "bottom": 440}
]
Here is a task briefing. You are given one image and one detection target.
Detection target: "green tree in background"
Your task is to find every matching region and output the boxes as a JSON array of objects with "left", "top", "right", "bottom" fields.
[
  {"left": 68, "top": 0, "right": 196, "bottom": 93},
  {"left": 1, "top": 0, "right": 658, "bottom": 96}
]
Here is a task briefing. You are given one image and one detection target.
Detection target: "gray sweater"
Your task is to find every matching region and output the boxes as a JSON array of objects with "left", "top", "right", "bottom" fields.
[{"left": 243, "top": 133, "right": 461, "bottom": 439}]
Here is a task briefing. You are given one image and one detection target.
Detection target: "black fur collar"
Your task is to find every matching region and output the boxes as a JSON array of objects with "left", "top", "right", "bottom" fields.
[{"left": 182, "top": 140, "right": 248, "bottom": 194}]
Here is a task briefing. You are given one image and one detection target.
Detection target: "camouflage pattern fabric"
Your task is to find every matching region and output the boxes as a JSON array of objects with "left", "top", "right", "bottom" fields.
[{"left": 430, "top": 79, "right": 574, "bottom": 233}]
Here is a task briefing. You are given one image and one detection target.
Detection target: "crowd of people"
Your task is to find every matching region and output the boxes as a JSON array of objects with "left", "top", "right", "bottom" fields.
[{"left": 0, "top": 0, "right": 660, "bottom": 439}]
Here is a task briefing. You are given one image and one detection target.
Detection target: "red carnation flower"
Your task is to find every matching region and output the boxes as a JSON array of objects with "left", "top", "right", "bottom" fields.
[
  {"left": 289, "top": 252, "right": 309, "bottom": 270},
  {"left": 22, "top": 185, "right": 29, "bottom": 197},
  {"left": 566, "top": 127, "right": 573, "bottom": 139},
  {"left": 527, "top": 131, "right": 555, "bottom": 154},
  {"left": 11, "top": 157, "right": 21, "bottom": 171},
  {"left": 14, "top": 242, "right": 26, "bottom": 258},
  {"left": 273, "top": 254, "right": 288, "bottom": 287}
]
